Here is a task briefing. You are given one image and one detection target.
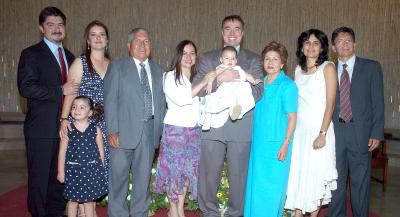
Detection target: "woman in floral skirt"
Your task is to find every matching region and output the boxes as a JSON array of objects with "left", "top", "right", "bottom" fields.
[{"left": 153, "top": 40, "right": 215, "bottom": 217}]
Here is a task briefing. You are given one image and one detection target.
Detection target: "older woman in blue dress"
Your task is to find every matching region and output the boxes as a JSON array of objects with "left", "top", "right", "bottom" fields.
[{"left": 244, "top": 41, "right": 298, "bottom": 217}]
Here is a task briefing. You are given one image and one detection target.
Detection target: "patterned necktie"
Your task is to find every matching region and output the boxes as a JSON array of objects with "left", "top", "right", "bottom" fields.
[
  {"left": 139, "top": 63, "right": 153, "bottom": 120},
  {"left": 339, "top": 64, "right": 352, "bottom": 122},
  {"left": 58, "top": 47, "right": 67, "bottom": 84}
]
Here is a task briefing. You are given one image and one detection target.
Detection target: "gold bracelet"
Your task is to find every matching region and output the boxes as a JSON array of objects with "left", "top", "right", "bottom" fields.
[{"left": 59, "top": 117, "right": 68, "bottom": 122}]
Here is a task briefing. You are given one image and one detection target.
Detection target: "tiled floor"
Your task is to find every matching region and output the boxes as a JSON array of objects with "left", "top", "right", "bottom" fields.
[{"left": 0, "top": 150, "right": 399, "bottom": 216}]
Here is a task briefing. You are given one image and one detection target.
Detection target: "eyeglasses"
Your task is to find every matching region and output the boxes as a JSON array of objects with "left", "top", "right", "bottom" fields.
[{"left": 335, "top": 40, "right": 354, "bottom": 46}]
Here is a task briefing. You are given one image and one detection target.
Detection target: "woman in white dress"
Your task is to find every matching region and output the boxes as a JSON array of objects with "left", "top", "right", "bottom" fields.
[{"left": 285, "top": 29, "right": 338, "bottom": 217}]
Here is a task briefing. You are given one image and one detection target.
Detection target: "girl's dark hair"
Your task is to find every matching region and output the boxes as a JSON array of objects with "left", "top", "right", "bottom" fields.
[
  {"left": 296, "top": 29, "right": 329, "bottom": 71},
  {"left": 73, "top": 96, "right": 103, "bottom": 122},
  {"left": 82, "top": 20, "right": 111, "bottom": 76},
  {"left": 168, "top": 40, "right": 198, "bottom": 85}
]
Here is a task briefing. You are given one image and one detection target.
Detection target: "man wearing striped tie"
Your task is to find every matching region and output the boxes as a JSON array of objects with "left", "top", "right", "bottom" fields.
[{"left": 328, "top": 26, "right": 384, "bottom": 217}]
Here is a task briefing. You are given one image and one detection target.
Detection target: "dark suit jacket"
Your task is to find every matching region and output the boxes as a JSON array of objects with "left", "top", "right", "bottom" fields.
[
  {"left": 333, "top": 56, "right": 384, "bottom": 150},
  {"left": 17, "top": 40, "right": 75, "bottom": 139},
  {"left": 104, "top": 57, "right": 166, "bottom": 149},
  {"left": 192, "top": 48, "right": 263, "bottom": 142}
]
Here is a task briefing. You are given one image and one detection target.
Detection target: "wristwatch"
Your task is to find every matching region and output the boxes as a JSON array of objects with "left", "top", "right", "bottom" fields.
[
  {"left": 319, "top": 130, "right": 327, "bottom": 136},
  {"left": 60, "top": 117, "right": 68, "bottom": 122}
]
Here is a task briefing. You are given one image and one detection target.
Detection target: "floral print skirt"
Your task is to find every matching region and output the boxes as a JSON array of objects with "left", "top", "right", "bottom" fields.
[{"left": 153, "top": 124, "right": 201, "bottom": 203}]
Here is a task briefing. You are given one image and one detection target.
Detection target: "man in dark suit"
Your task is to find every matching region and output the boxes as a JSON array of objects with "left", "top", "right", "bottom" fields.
[
  {"left": 17, "top": 6, "right": 78, "bottom": 217},
  {"left": 328, "top": 26, "right": 384, "bottom": 217},
  {"left": 104, "top": 28, "right": 166, "bottom": 217},
  {"left": 192, "top": 15, "right": 263, "bottom": 217}
]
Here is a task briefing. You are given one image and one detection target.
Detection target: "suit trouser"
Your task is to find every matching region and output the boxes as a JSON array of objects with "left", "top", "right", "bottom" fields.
[
  {"left": 26, "top": 138, "right": 66, "bottom": 217},
  {"left": 108, "top": 120, "right": 155, "bottom": 217},
  {"left": 198, "top": 139, "right": 250, "bottom": 217},
  {"left": 328, "top": 122, "right": 371, "bottom": 217}
]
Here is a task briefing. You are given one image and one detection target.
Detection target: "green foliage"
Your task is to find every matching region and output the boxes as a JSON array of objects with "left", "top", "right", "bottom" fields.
[{"left": 100, "top": 162, "right": 291, "bottom": 216}]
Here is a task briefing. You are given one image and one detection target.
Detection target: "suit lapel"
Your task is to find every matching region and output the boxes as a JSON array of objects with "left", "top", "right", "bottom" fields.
[
  {"left": 149, "top": 60, "right": 160, "bottom": 108},
  {"left": 39, "top": 40, "right": 62, "bottom": 81},
  {"left": 128, "top": 58, "right": 144, "bottom": 100},
  {"left": 349, "top": 57, "right": 362, "bottom": 104},
  {"left": 351, "top": 57, "right": 361, "bottom": 85}
]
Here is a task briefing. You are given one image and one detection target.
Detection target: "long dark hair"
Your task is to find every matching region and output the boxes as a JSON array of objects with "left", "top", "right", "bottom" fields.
[
  {"left": 168, "top": 40, "right": 198, "bottom": 85},
  {"left": 82, "top": 20, "right": 111, "bottom": 76},
  {"left": 296, "top": 29, "right": 329, "bottom": 71},
  {"left": 73, "top": 96, "right": 103, "bottom": 122}
]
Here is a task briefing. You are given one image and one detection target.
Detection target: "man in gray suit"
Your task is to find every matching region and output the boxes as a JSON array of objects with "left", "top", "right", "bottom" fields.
[
  {"left": 192, "top": 15, "right": 263, "bottom": 217},
  {"left": 328, "top": 27, "right": 384, "bottom": 217},
  {"left": 104, "top": 28, "right": 166, "bottom": 217}
]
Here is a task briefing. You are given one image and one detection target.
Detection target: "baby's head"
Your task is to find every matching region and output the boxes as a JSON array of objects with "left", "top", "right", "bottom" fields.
[{"left": 220, "top": 46, "right": 238, "bottom": 67}]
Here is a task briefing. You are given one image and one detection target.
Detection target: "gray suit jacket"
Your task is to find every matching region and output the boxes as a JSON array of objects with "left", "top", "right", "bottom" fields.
[
  {"left": 104, "top": 57, "right": 166, "bottom": 149},
  {"left": 333, "top": 56, "right": 384, "bottom": 150},
  {"left": 192, "top": 48, "right": 263, "bottom": 142}
]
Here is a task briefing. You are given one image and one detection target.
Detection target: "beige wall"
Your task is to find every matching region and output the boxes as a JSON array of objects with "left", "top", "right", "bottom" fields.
[{"left": 1, "top": 0, "right": 399, "bottom": 129}]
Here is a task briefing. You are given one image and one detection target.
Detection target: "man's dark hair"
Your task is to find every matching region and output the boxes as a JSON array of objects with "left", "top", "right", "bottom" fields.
[
  {"left": 39, "top": 6, "right": 66, "bottom": 25},
  {"left": 331, "top": 26, "right": 355, "bottom": 45},
  {"left": 221, "top": 15, "right": 244, "bottom": 29}
]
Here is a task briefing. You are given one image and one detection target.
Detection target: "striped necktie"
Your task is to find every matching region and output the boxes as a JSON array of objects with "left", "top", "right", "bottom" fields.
[{"left": 339, "top": 64, "right": 352, "bottom": 122}]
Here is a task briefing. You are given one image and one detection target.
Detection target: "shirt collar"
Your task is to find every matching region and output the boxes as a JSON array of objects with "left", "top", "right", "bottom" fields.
[
  {"left": 224, "top": 45, "right": 241, "bottom": 53},
  {"left": 43, "top": 37, "right": 63, "bottom": 53},
  {"left": 266, "top": 70, "right": 285, "bottom": 85},
  {"left": 338, "top": 54, "right": 356, "bottom": 69},
  {"left": 132, "top": 57, "right": 149, "bottom": 67}
]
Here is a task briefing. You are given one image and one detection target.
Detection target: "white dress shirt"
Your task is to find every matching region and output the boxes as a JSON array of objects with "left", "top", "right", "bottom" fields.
[{"left": 163, "top": 70, "right": 200, "bottom": 127}]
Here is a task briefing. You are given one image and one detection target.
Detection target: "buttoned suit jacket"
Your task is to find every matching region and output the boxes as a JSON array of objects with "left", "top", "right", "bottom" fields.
[
  {"left": 192, "top": 48, "right": 263, "bottom": 142},
  {"left": 104, "top": 57, "right": 166, "bottom": 149},
  {"left": 17, "top": 40, "right": 75, "bottom": 139},
  {"left": 333, "top": 56, "right": 384, "bottom": 151}
]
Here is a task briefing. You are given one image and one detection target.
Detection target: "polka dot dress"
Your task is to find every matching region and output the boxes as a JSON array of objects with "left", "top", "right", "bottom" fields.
[
  {"left": 78, "top": 55, "right": 110, "bottom": 180},
  {"left": 64, "top": 123, "right": 108, "bottom": 202}
]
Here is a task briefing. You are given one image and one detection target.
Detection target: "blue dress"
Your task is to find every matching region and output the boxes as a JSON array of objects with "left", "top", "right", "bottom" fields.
[
  {"left": 244, "top": 71, "right": 298, "bottom": 217},
  {"left": 64, "top": 123, "right": 108, "bottom": 202},
  {"left": 78, "top": 55, "right": 109, "bottom": 180}
]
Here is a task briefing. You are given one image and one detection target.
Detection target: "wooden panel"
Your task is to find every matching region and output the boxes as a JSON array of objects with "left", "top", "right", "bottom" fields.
[{"left": 0, "top": 0, "right": 399, "bottom": 128}]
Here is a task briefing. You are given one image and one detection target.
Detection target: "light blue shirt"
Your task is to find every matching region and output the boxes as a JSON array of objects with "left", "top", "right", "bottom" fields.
[
  {"left": 43, "top": 37, "right": 69, "bottom": 73},
  {"left": 338, "top": 54, "right": 356, "bottom": 84}
]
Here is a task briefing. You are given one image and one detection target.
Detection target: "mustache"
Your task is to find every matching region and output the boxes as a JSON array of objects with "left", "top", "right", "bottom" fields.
[{"left": 51, "top": 32, "right": 62, "bottom": 35}]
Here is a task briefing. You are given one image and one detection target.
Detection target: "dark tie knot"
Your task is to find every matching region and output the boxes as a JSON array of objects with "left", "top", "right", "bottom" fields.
[{"left": 343, "top": 63, "right": 347, "bottom": 69}]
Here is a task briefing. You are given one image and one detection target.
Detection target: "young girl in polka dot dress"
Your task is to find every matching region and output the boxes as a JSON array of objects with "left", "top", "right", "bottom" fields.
[{"left": 57, "top": 96, "right": 108, "bottom": 217}]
